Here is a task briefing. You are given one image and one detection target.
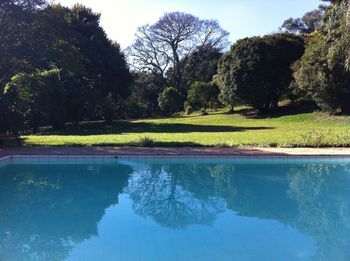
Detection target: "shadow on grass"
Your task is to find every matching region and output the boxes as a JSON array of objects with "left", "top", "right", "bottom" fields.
[
  {"left": 38, "top": 121, "right": 273, "bottom": 136},
  {"left": 19, "top": 138, "right": 210, "bottom": 147},
  {"left": 235, "top": 102, "right": 317, "bottom": 119},
  {"left": 0, "top": 136, "right": 23, "bottom": 147}
]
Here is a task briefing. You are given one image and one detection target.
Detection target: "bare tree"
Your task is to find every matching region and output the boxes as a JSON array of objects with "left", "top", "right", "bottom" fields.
[{"left": 128, "top": 12, "right": 229, "bottom": 91}]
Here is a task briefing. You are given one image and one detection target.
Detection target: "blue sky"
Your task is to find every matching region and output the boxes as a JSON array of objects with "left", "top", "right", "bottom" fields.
[{"left": 57, "top": 0, "right": 321, "bottom": 49}]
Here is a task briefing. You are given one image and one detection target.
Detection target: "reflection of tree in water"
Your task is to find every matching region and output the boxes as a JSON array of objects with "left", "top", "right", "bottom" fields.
[
  {"left": 1, "top": 159, "right": 349, "bottom": 260},
  {"left": 127, "top": 163, "right": 299, "bottom": 228},
  {"left": 0, "top": 163, "right": 132, "bottom": 261},
  {"left": 287, "top": 163, "right": 350, "bottom": 261},
  {"left": 126, "top": 163, "right": 230, "bottom": 229},
  {"left": 213, "top": 164, "right": 298, "bottom": 223},
  {"left": 127, "top": 160, "right": 350, "bottom": 260}
]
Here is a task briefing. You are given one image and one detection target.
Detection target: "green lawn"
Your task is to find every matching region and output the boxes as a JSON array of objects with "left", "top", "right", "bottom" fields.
[{"left": 20, "top": 109, "right": 350, "bottom": 147}]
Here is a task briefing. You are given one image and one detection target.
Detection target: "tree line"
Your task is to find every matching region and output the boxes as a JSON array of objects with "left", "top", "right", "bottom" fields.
[
  {"left": 0, "top": 0, "right": 349, "bottom": 134},
  {"left": 0, "top": 0, "right": 131, "bottom": 134}
]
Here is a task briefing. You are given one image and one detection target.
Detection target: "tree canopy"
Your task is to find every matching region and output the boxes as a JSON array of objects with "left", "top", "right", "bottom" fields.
[
  {"left": 293, "top": 0, "right": 350, "bottom": 113},
  {"left": 218, "top": 34, "right": 305, "bottom": 113},
  {"left": 0, "top": 1, "right": 131, "bottom": 132},
  {"left": 128, "top": 12, "right": 229, "bottom": 92},
  {"left": 1, "top": 0, "right": 350, "bottom": 135}
]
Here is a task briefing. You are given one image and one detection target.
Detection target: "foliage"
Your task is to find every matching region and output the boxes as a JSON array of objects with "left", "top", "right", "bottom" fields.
[
  {"left": 157, "top": 87, "right": 183, "bottom": 115},
  {"left": 135, "top": 136, "right": 155, "bottom": 147},
  {"left": 181, "top": 46, "right": 222, "bottom": 90},
  {"left": 187, "top": 81, "right": 219, "bottom": 113},
  {"left": 281, "top": 6, "right": 327, "bottom": 34},
  {"left": 101, "top": 93, "right": 120, "bottom": 125},
  {"left": 2, "top": 0, "right": 350, "bottom": 140},
  {"left": 126, "top": 72, "right": 166, "bottom": 118},
  {"left": 0, "top": 2, "right": 131, "bottom": 133},
  {"left": 184, "top": 102, "right": 194, "bottom": 115},
  {"left": 218, "top": 34, "right": 305, "bottom": 113},
  {"left": 128, "top": 11, "right": 229, "bottom": 91},
  {"left": 294, "top": 1, "right": 350, "bottom": 113},
  {"left": 5, "top": 68, "right": 66, "bottom": 132}
]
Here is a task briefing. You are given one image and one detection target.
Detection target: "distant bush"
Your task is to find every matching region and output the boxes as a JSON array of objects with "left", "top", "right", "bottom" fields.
[
  {"left": 158, "top": 87, "right": 183, "bottom": 115},
  {"left": 301, "top": 129, "right": 333, "bottom": 148},
  {"left": 184, "top": 102, "right": 194, "bottom": 115},
  {"left": 136, "top": 136, "right": 155, "bottom": 147},
  {"left": 101, "top": 93, "right": 120, "bottom": 125},
  {"left": 187, "top": 81, "right": 219, "bottom": 114}
]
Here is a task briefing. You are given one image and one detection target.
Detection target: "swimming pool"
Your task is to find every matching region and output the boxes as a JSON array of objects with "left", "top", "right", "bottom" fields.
[{"left": 0, "top": 156, "right": 349, "bottom": 260}]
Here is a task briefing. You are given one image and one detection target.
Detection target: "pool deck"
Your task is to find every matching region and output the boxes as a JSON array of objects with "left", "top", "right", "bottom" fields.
[{"left": 1, "top": 146, "right": 350, "bottom": 157}]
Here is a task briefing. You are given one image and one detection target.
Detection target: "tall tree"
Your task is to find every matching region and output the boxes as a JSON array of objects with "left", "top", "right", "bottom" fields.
[
  {"left": 281, "top": 5, "right": 327, "bottom": 34},
  {"left": 128, "top": 12, "right": 229, "bottom": 92},
  {"left": 218, "top": 34, "right": 305, "bottom": 113},
  {"left": 1, "top": 2, "right": 132, "bottom": 132},
  {"left": 181, "top": 45, "right": 222, "bottom": 90},
  {"left": 294, "top": 0, "right": 350, "bottom": 113}
]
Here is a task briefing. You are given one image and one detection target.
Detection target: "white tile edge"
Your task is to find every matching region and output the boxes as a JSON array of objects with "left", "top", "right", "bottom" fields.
[{"left": 1, "top": 154, "right": 350, "bottom": 160}]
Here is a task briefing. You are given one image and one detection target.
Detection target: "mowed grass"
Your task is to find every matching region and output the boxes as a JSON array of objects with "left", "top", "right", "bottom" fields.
[{"left": 21, "top": 109, "right": 350, "bottom": 147}]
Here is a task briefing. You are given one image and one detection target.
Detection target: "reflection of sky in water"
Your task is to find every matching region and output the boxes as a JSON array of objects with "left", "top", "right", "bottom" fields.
[{"left": 0, "top": 158, "right": 349, "bottom": 261}]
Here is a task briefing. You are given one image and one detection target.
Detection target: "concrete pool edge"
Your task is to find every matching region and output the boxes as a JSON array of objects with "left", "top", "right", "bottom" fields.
[{"left": 2, "top": 146, "right": 350, "bottom": 158}]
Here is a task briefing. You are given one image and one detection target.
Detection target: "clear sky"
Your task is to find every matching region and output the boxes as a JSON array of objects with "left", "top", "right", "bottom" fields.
[{"left": 56, "top": 0, "right": 321, "bottom": 49}]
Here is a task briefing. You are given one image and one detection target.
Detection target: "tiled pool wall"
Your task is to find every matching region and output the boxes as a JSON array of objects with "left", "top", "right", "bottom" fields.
[{"left": 2, "top": 154, "right": 350, "bottom": 166}]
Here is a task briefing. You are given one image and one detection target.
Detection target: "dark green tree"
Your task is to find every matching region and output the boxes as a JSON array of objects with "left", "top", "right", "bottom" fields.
[
  {"left": 294, "top": 1, "right": 350, "bottom": 113},
  {"left": 126, "top": 72, "right": 166, "bottom": 118},
  {"left": 5, "top": 68, "right": 66, "bottom": 132},
  {"left": 101, "top": 93, "right": 120, "bottom": 124},
  {"left": 158, "top": 87, "right": 183, "bottom": 115},
  {"left": 218, "top": 34, "right": 305, "bottom": 113},
  {"left": 1, "top": 2, "right": 132, "bottom": 133},
  {"left": 181, "top": 45, "right": 222, "bottom": 90},
  {"left": 187, "top": 81, "right": 219, "bottom": 114}
]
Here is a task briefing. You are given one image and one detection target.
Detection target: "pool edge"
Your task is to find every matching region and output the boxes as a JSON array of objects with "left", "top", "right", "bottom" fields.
[{"left": 2, "top": 147, "right": 350, "bottom": 160}]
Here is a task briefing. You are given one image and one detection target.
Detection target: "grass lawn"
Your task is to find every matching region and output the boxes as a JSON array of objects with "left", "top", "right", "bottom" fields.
[{"left": 20, "top": 108, "right": 350, "bottom": 148}]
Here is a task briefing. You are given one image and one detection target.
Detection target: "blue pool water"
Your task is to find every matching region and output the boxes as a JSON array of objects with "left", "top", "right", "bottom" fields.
[{"left": 0, "top": 157, "right": 349, "bottom": 261}]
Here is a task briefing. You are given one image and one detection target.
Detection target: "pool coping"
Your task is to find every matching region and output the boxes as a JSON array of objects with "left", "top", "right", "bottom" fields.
[{"left": 2, "top": 147, "right": 350, "bottom": 160}]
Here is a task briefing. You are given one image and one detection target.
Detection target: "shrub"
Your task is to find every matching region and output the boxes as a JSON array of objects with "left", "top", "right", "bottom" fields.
[
  {"left": 187, "top": 81, "right": 219, "bottom": 114},
  {"left": 101, "top": 93, "right": 119, "bottom": 124},
  {"left": 184, "top": 103, "right": 194, "bottom": 115},
  {"left": 158, "top": 87, "right": 183, "bottom": 115},
  {"left": 136, "top": 136, "right": 155, "bottom": 147}
]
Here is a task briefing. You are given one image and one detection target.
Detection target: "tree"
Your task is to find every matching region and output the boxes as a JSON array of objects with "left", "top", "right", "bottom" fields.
[
  {"left": 0, "top": 0, "right": 46, "bottom": 9},
  {"left": 126, "top": 72, "right": 166, "bottom": 118},
  {"left": 101, "top": 93, "right": 120, "bottom": 125},
  {"left": 128, "top": 12, "right": 229, "bottom": 92},
  {"left": 5, "top": 68, "right": 66, "bottom": 132},
  {"left": 218, "top": 34, "right": 305, "bottom": 113},
  {"left": 294, "top": 1, "right": 350, "bottom": 113},
  {"left": 157, "top": 87, "right": 183, "bottom": 115},
  {"left": 1, "top": 3, "right": 132, "bottom": 133},
  {"left": 281, "top": 7, "right": 326, "bottom": 34},
  {"left": 187, "top": 81, "right": 219, "bottom": 113},
  {"left": 213, "top": 69, "right": 238, "bottom": 112},
  {"left": 181, "top": 45, "right": 222, "bottom": 90}
]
